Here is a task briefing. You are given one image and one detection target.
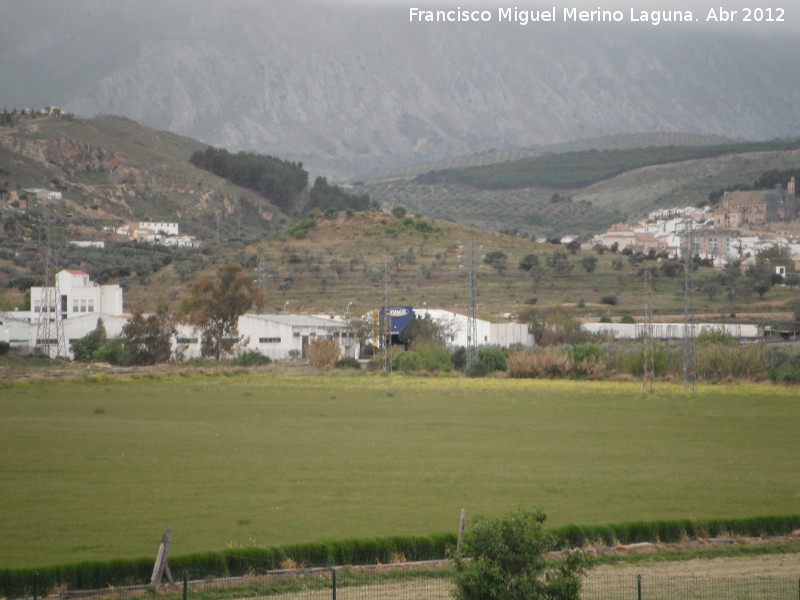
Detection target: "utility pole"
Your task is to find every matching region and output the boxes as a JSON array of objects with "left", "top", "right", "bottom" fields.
[
  {"left": 35, "top": 204, "right": 66, "bottom": 358},
  {"left": 642, "top": 267, "right": 655, "bottom": 397},
  {"left": 466, "top": 242, "right": 478, "bottom": 369},
  {"left": 383, "top": 262, "right": 392, "bottom": 374},
  {"left": 682, "top": 221, "right": 697, "bottom": 395}
]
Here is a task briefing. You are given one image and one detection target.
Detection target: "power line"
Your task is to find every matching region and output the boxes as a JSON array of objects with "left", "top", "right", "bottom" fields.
[{"left": 642, "top": 266, "right": 655, "bottom": 397}]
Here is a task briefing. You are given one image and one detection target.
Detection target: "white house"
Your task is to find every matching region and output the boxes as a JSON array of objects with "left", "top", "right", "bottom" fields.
[
  {"left": 139, "top": 222, "right": 179, "bottom": 236},
  {"left": 22, "top": 188, "right": 62, "bottom": 201},
  {"left": 30, "top": 270, "right": 124, "bottom": 318}
]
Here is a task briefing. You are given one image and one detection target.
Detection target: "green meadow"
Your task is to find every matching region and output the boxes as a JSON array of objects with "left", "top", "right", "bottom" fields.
[{"left": 1, "top": 373, "right": 797, "bottom": 570}]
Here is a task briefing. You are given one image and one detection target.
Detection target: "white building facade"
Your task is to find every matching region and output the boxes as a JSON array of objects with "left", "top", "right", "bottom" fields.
[{"left": 30, "top": 270, "right": 124, "bottom": 318}]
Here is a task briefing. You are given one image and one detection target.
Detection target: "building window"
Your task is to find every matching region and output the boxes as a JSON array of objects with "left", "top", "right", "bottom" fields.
[
  {"left": 259, "top": 337, "right": 281, "bottom": 343},
  {"left": 88, "top": 300, "right": 94, "bottom": 313},
  {"left": 73, "top": 300, "right": 79, "bottom": 313}
]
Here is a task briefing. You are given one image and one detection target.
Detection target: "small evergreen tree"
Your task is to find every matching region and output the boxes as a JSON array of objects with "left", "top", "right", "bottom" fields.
[{"left": 452, "top": 508, "right": 589, "bottom": 600}]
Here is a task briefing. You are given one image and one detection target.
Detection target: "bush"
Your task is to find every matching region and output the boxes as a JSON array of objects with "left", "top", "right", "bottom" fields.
[
  {"left": 0, "top": 341, "right": 9, "bottom": 355},
  {"left": 451, "top": 508, "right": 589, "bottom": 600},
  {"left": 696, "top": 328, "right": 737, "bottom": 346},
  {"left": 476, "top": 346, "right": 507, "bottom": 372},
  {"left": 696, "top": 342, "right": 767, "bottom": 381},
  {"left": 570, "top": 343, "right": 607, "bottom": 378},
  {"left": 507, "top": 347, "right": 572, "bottom": 379},
  {"left": 600, "top": 295, "right": 618, "bottom": 305},
  {"left": 394, "top": 342, "right": 453, "bottom": 373},
  {"left": 621, "top": 345, "right": 669, "bottom": 377},
  {"left": 334, "top": 356, "right": 361, "bottom": 369},
  {"left": 769, "top": 362, "right": 800, "bottom": 384},
  {"left": 232, "top": 350, "right": 271, "bottom": 367},
  {"left": 308, "top": 338, "right": 340, "bottom": 369},
  {"left": 451, "top": 346, "right": 467, "bottom": 370}
]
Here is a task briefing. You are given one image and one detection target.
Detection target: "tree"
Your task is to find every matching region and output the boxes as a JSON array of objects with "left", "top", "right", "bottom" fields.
[
  {"left": 546, "top": 250, "right": 573, "bottom": 275},
  {"left": 398, "top": 314, "right": 447, "bottom": 348},
  {"left": 180, "top": 263, "right": 263, "bottom": 360},
  {"left": 71, "top": 318, "right": 107, "bottom": 362},
  {"left": 121, "top": 307, "right": 178, "bottom": 365},
  {"left": 484, "top": 251, "right": 509, "bottom": 274},
  {"left": 745, "top": 264, "right": 773, "bottom": 299},
  {"left": 580, "top": 255, "right": 597, "bottom": 273},
  {"left": 518, "top": 253, "right": 541, "bottom": 272},
  {"left": 452, "top": 508, "right": 589, "bottom": 600}
]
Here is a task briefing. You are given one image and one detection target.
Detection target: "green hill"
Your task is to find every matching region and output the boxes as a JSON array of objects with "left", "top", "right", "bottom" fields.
[{"left": 1, "top": 115, "right": 798, "bottom": 328}]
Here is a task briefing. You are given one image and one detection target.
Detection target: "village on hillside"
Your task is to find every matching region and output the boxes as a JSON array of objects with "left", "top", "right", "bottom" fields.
[{"left": 594, "top": 178, "right": 800, "bottom": 270}]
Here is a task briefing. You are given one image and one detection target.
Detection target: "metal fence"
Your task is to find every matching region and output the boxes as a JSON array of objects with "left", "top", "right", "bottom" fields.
[{"left": 26, "top": 567, "right": 800, "bottom": 600}]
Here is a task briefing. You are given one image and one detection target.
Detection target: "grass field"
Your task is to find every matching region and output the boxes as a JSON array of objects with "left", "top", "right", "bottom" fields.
[{"left": 1, "top": 373, "right": 798, "bottom": 570}]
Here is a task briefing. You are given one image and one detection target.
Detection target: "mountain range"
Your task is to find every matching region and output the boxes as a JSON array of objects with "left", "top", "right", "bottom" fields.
[{"left": 3, "top": 0, "right": 800, "bottom": 179}]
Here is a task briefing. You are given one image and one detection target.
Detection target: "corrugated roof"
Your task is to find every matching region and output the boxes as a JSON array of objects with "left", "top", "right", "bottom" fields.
[{"left": 244, "top": 314, "right": 350, "bottom": 328}]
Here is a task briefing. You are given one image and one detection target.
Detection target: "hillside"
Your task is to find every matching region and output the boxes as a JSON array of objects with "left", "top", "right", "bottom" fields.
[
  {"left": 125, "top": 212, "right": 798, "bottom": 330},
  {"left": 360, "top": 137, "right": 800, "bottom": 237},
  {"left": 0, "top": 114, "right": 293, "bottom": 242},
  {"left": 1, "top": 115, "right": 798, "bottom": 326}
]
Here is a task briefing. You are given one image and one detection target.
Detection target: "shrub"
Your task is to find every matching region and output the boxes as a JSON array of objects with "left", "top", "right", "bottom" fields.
[
  {"left": 451, "top": 346, "right": 467, "bottom": 370},
  {"left": 476, "top": 346, "right": 507, "bottom": 372},
  {"left": 452, "top": 508, "right": 589, "bottom": 600},
  {"left": 394, "top": 342, "right": 453, "bottom": 373},
  {"left": 769, "top": 362, "right": 800, "bottom": 384},
  {"left": 600, "top": 295, "right": 618, "bottom": 305},
  {"left": 93, "top": 337, "right": 126, "bottom": 365},
  {"left": 0, "top": 341, "right": 10, "bottom": 355},
  {"left": 334, "top": 356, "right": 361, "bottom": 369},
  {"left": 696, "top": 342, "right": 767, "bottom": 381},
  {"left": 621, "top": 345, "right": 669, "bottom": 377},
  {"left": 696, "top": 328, "right": 737, "bottom": 346},
  {"left": 232, "top": 350, "right": 271, "bottom": 367},
  {"left": 308, "top": 338, "right": 340, "bottom": 369},
  {"left": 570, "top": 343, "right": 607, "bottom": 378},
  {"left": 507, "top": 347, "right": 572, "bottom": 379},
  {"left": 465, "top": 360, "right": 489, "bottom": 378}
]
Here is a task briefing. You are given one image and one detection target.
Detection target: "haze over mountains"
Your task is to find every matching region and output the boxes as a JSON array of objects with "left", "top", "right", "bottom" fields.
[{"left": 2, "top": 0, "right": 800, "bottom": 179}]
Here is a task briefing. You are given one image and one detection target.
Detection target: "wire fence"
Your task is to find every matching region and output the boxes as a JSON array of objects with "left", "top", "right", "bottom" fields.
[{"left": 24, "top": 566, "right": 800, "bottom": 600}]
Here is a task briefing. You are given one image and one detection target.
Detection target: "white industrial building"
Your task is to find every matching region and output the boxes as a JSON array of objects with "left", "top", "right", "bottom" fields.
[
  {"left": 581, "top": 322, "right": 762, "bottom": 340},
  {"left": 176, "top": 314, "right": 359, "bottom": 360}
]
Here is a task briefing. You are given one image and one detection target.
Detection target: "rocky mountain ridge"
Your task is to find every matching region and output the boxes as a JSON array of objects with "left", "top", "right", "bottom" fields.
[{"left": 2, "top": 1, "right": 800, "bottom": 178}]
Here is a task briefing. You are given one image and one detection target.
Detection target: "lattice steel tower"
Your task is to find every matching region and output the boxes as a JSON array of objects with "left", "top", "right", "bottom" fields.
[
  {"left": 383, "top": 262, "right": 392, "bottom": 374},
  {"left": 642, "top": 267, "right": 655, "bottom": 397},
  {"left": 35, "top": 205, "right": 67, "bottom": 358},
  {"left": 466, "top": 243, "right": 478, "bottom": 369},
  {"left": 682, "top": 221, "right": 697, "bottom": 395}
]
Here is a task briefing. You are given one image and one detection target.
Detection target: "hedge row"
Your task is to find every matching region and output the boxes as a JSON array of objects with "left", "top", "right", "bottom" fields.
[
  {"left": 3, "top": 515, "right": 800, "bottom": 598},
  {"left": 0, "top": 533, "right": 456, "bottom": 598},
  {"left": 551, "top": 514, "right": 800, "bottom": 548}
]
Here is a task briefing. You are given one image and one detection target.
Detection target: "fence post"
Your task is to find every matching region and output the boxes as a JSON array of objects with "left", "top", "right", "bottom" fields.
[
  {"left": 331, "top": 568, "right": 337, "bottom": 600},
  {"left": 183, "top": 570, "right": 188, "bottom": 600},
  {"left": 636, "top": 574, "right": 643, "bottom": 600}
]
